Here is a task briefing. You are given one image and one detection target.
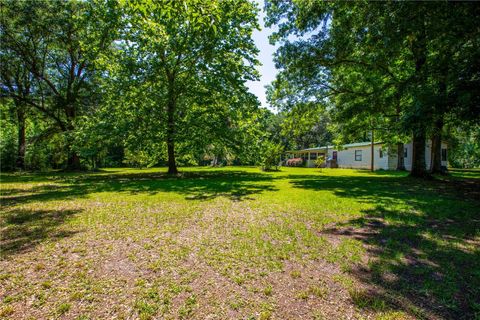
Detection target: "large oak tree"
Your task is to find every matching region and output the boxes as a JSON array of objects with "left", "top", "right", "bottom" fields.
[
  {"left": 265, "top": 1, "right": 480, "bottom": 177},
  {"left": 113, "top": 0, "right": 259, "bottom": 174}
]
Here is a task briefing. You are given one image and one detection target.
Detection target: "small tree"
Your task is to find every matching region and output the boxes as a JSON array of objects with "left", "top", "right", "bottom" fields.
[{"left": 260, "top": 142, "right": 283, "bottom": 171}]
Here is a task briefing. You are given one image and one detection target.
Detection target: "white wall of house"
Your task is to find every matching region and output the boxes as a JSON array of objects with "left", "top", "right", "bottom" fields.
[
  {"left": 306, "top": 151, "right": 328, "bottom": 167},
  {"left": 404, "top": 141, "right": 448, "bottom": 171},
  {"left": 441, "top": 141, "right": 448, "bottom": 168},
  {"left": 404, "top": 143, "right": 413, "bottom": 171},
  {"left": 287, "top": 141, "right": 447, "bottom": 171},
  {"left": 387, "top": 148, "right": 398, "bottom": 170},
  {"left": 333, "top": 144, "right": 389, "bottom": 170}
]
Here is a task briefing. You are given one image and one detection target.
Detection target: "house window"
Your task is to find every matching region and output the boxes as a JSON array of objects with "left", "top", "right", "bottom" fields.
[
  {"left": 333, "top": 151, "right": 337, "bottom": 160},
  {"left": 355, "top": 150, "right": 362, "bottom": 161},
  {"left": 379, "top": 149, "right": 384, "bottom": 158},
  {"left": 310, "top": 152, "right": 317, "bottom": 160},
  {"left": 404, "top": 147, "right": 408, "bottom": 158},
  {"left": 441, "top": 149, "right": 447, "bottom": 161}
]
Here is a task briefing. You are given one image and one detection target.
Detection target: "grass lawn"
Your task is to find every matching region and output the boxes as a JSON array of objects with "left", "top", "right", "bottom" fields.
[{"left": 1, "top": 167, "right": 479, "bottom": 320}]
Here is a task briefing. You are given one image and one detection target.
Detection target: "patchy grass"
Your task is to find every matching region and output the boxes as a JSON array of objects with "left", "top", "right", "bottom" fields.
[{"left": 1, "top": 166, "right": 479, "bottom": 319}]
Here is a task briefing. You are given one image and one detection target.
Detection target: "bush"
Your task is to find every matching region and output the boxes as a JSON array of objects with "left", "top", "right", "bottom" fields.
[
  {"left": 260, "top": 142, "right": 283, "bottom": 171},
  {"left": 123, "top": 149, "right": 157, "bottom": 168},
  {"left": 286, "top": 158, "right": 303, "bottom": 167},
  {"left": 449, "top": 126, "right": 480, "bottom": 168},
  {"left": 177, "top": 153, "right": 198, "bottom": 167},
  {"left": 0, "top": 121, "right": 17, "bottom": 171},
  {"left": 24, "top": 141, "right": 50, "bottom": 171}
]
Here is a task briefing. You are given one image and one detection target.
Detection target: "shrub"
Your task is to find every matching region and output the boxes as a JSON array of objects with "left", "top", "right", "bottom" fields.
[
  {"left": 260, "top": 142, "right": 283, "bottom": 171},
  {"left": 0, "top": 121, "right": 17, "bottom": 171},
  {"left": 286, "top": 158, "right": 303, "bottom": 167},
  {"left": 123, "top": 149, "right": 157, "bottom": 168}
]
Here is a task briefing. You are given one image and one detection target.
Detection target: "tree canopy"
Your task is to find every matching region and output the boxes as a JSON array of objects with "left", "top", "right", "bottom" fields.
[
  {"left": 1, "top": 0, "right": 479, "bottom": 174},
  {"left": 1, "top": 0, "right": 267, "bottom": 172},
  {"left": 265, "top": 0, "right": 480, "bottom": 176}
]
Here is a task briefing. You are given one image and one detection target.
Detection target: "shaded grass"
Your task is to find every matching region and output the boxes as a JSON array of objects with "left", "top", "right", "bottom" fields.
[
  {"left": 288, "top": 170, "right": 479, "bottom": 319},
  {"left": 448, "top": 168, "right": 480, "bottom": 180},
  {"left": 0, "top": 166, "right": 478, "bottom": 319},
  {"left": 1, "top": 208, "right": 80, "bottom": 258}
]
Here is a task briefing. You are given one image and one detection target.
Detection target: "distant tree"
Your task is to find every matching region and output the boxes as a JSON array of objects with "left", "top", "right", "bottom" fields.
[
  {"left": 277, "top": 102, "right": 332, "bottom": 151},
  {"left": 0, "top": 0, "right": 120, "bottom": 169},
  {"left": 0, "top": 102, "right": 18, "bottom": 171},
  {"left": 0, "top": 49, "right": 32, "bottom": 169},
  {"left": 447, "top": 125, "right": 480, "bottom": 169},
  {"left": 260, "top": 141, "right": 283, "bottom": 171}
]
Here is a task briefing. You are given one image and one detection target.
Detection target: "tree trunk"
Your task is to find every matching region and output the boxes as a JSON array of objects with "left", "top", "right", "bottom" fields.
[
  {"left": 410, "top": 132, "right": 428, "bottom": 178},
  {"left": 59, "top": 97, "right": 80, "bottom": 170},
  {"left": 67, "top": 152, "right": 81, "bottom": 170},
  {"left": 92, "top": 155, "right": 98, "bottom": 170},
  {"left": 16, "top": 107, "right": 26, "bottom": 170},
  {"left": 431, "top": 66, "right": 447, "bottom": 174},
  {"left": 166, "top": 82, "right": 178, "bottom": 175},
  {"left": 430, "top": 117, "right": 444, "bottom": 174},
  {"left": 167, "top": 140, "right": 177, "bottom": 174},
  {"left": 397, "top": 142, "right": 405, "bottom": 170},
  {"left": 430, "top": 132, "right": 442, "bottom": 174},
  {"left": 409, "top": 21, "right": 429, "bottom": 178},
  {"left": 370, "top": 130, "right": 374, "bottom": 172}
]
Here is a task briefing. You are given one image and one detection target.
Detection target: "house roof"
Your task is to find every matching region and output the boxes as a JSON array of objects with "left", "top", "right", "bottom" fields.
[
  {"left": 336, "top": 141, "right": 383, "bottom": 148},
  {"left": 287, "top": 141, "right": 383, "bottom": 153}
]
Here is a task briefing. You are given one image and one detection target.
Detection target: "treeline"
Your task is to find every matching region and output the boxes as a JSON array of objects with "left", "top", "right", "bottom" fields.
[
  {"left": 0, "top": 0, "right": 353, "bottom": 173},
  {"left": 1, "top": 1, "right": 479, "bottom": 174},
  {"left": 1, "top": 0, "right": 119, "bottom": 171},
  {"left": 265, "top": 1, "right": 480, "bottom": 176},
  {"left": 0, "top": 0, "right": 266, "bottom": 172}
]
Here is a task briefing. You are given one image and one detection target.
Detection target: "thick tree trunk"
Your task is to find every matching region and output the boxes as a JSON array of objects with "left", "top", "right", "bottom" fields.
[
  {"left": 396, "top": 142, "right": 405, "bottom": 170},
  {"left": 62, "top": 99, "right": 81, "bottom": 171},
  {"left": 410, "top": 132, "right": 428, "bottom": 178},
  {"left": 409, "top": 20, "right": 429, "bottom": 178},
  {"left": 167, "top": 140, "right": 177, "bottom": 174},
  {"left": 16, "top": 108, "right": 26, "bottom": 170},
  {"left": 166, "top": 84, "right": 178, "bottom": 175},
  {"left": 431, "top": 66, "right": 447, "bottom": 174}
]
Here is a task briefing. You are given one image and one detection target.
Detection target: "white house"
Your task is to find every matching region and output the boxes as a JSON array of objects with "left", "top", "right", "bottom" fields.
[{"left": 285, "top": 141, "right": 448, "bottom": 171}]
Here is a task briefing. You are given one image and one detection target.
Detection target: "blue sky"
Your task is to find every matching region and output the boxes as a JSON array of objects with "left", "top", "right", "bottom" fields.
[{"left": 246, "top": 1, "right": 278, "bottom": 111}]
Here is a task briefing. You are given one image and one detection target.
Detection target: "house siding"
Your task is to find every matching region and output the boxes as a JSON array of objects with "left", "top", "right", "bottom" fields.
[
  {"left": 387, "top": 146, "right": 398, "bottom": 170},
  {"left": 441, "top": 142, "right": 448, "bottom": 167},
  {"left": 305, "top": 159, "right": 316, "bottom": 167},
  {"left": 335, "top": 145, "right": 389, "bottom": 170},
  {"left": 404, "top": 143, "right": 413, "bottom": 171},
  {"left": 286, "top": 140, "right": 447, "bottom": 171},
  {"left": 404, "top": 141, "right": 448, "bottom": 171}
]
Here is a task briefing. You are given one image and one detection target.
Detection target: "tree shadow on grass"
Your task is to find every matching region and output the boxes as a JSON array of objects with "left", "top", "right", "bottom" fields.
[
  {"left": 289, "top": 173, "right": 480, "bottom": 320},
  {"left": 1, "top": 170, "right": 279, "bottom": 208},
  {"left": 0, "top": 170, "right": 277, "bottom": 259},
  {"left": 1, "top": 208, "right": 81, "bottom": 259}
]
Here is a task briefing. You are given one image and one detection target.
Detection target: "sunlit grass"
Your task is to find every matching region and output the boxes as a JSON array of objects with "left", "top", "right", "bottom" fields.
[{"left": 1, "top": 166, "right": 478, "bottom": 319}]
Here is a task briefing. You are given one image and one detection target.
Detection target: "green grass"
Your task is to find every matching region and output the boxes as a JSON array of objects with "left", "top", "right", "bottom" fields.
[
  {"left": 449, "top": 168, "right": 480, "bottom": 180},
  {"left": 1, "top": 166, "right": 479, "bottom": 319}
]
